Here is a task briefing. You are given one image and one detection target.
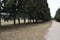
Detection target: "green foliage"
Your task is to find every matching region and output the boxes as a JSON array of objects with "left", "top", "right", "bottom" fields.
[
  {"left": 55, "top": 8, "right": 60, "bottom": 21},
  {"left": 1, "top": 0, "right": 51, "bottom": 24}
]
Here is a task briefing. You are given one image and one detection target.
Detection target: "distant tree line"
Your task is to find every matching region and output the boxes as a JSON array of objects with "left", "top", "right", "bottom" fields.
[
  {"left": 0, "top": 0, "right": 51, "bottom": 26},
  {"left": 55, "top": 8, "right": 60, "bottom": 22}
]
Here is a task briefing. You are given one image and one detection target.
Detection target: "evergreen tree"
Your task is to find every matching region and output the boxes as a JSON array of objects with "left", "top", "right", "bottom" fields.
[
  {"left": 34, "top": 0, "right": 51, "bottom": 22},
  {"left": 2, "top": 0, "right": 12, "bottom": 21},
  {"left": 17, "top": 0, "right": 22, "bottom": 24},
  {"left": 0, "top": 0, "right": 2, "bottom": 26},
  {"left": 55, "top": 8, "right": 60, "bottom": 22},
  {"left": 2, "top": 0, "right": 17, "bottom": 24},
  {"left": 0, "top": 0, "right": 51, "bottom": 25}
]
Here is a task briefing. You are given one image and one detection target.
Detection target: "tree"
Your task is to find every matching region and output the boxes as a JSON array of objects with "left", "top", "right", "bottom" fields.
[
  {"left": 0, "top": 0, "right": 2, "bottom": 26},
  {"left": 11, "top": 0, "right": 17, "bottom": 24},
  {"left": 27, "top": 0, "right": 39, "bottom": 23},
  {"left": 2, "top": 0, "right": 17, "bottom": 24},
  {"left": 17, "top": 0, "right": 22, "bottom": 24},
  {"left": 42, "top": 0, "right": 51, "bottom": 21},
  {"left": 19, "top": 0, "right": 30, "bottom": 24},
  {"left": 55, "top": 8, "right": 60, "bottom": 22},
  {"left": 1, "top": 0, "right": 51, "bottom": 25},
  {"left": 1, "top": 0, "right": 13, "bottom": 21},
  {"left": 35, "top": 0, "right": 51, "bottom": 22}
]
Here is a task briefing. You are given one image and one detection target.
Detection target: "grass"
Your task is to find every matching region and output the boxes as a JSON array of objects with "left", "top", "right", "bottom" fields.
[
  {"left": 1, "top": 19, "right": 24, "bottom": 25},
  {"left": 1, "top": 19, "right": 37, "bottom": 25}
]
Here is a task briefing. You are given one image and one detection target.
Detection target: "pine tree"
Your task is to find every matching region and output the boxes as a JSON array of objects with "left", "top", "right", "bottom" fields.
[
  {"left": 55, "top": 8, "right": 60, "bottom": 22},
  {"left": 0, "top": 0, "right": 2, "bottom": 26}
]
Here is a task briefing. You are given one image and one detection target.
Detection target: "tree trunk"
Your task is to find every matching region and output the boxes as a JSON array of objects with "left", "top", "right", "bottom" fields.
[
  {"left": 0, "top": 2, "right": 1, "bottom": 26},
  {"left": 28, "top": 19, "right": 31, "bottom": 23},
  {"left": 36, "top": 19, "right": 38, "bottom": 23},
  {"left": 30, "top": 19, "right": 31, "bottom": 23},
  {"left": 14, "top": 18, "right": 16, "bottom": 24},
  {"left": 18, "top": 18, "right": 20, "bottom": 24},
  {"left": 33, "top": 19, "right": 34, "bottom": 23},
  {"left": 0, "top": 17, "right": 1, "bottom": 26},
  {"left": 0, "top": 12, "right": 1, "bottom": 26},
  {"left": 24, "top": 18, "right": 26, "bottom": 24}
]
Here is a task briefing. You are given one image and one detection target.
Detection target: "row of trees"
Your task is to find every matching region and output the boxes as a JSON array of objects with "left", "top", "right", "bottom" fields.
[
  {"left": 0, "top": 0, "right": 51, "bottom": 25},
  {"left": 0, "top": 0, "right": 2, "bottom": 26},
  {"left": 55, "top": 8, "right": 60, "bottom": 22}
]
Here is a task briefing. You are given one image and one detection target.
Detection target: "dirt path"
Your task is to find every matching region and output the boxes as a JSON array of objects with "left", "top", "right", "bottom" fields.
[
  {"left": 0, "top": 21, "right": 52, "bottom": 40},
  {"left": 45, "top": 21, "right": 60, "bottom": 40}
]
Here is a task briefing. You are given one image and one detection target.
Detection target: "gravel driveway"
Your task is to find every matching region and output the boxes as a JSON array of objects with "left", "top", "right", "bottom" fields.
[{"left": 0, "top": 21, "right": 52, "bottom": 40}]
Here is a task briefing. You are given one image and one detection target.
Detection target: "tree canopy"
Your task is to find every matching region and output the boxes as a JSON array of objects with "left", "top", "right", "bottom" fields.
[
  {"left": 0, "top": 0, "right": 51, "bottom": 25},
  {"left": 55, "top": 8, "right": 60, "bottom": 21}
]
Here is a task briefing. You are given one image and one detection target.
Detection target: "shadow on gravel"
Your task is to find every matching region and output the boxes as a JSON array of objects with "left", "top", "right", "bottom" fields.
[
  {"left": 0, "top": 21, "right": 52, "bottom": 40},
  {"left": 0, "top": 21, "right": 52, "bottom": 32}
]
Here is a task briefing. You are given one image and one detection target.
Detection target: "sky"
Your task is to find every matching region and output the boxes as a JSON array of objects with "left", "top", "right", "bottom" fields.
[{"left": 47, "top": 0, "right": 60, "bottom": 17}]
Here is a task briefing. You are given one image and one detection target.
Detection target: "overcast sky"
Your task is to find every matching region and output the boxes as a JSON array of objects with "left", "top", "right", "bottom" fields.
[{"left": 47, "top": 0, "right": 60, "bottom": 17}]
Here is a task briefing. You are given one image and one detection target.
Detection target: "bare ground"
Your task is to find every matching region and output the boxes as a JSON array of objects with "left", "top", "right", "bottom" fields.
[
  {"left": 0, "top": 21, "right": 52, "bottom": 40},
  {"left": 45, "top": 21, "right": 60, "bottom": 40}
]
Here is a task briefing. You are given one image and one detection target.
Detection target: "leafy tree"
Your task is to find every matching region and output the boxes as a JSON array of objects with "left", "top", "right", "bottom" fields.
[
  {"left": 55, "top": 8, "right": 60, "bottom": 21},
  {"left": 17, "top": 0, "right": 22, "bottom": 24},
  {"left": 35, "top": 0, "right": 51, "bottom": 22},
  {"left": 26, "top": 0, "right": 39, "bottom": 22},
  {"left": 2, "top": 0, "right": 18, "bottom": 24},
  {"left": 0, "top": 0, "right": 51, "bottom": 25},
  {"left": 11, "top": 0, "right": 17, "bottom": 24},
  {"left": 1, "top": 0, "right": 13, "bottom": 21},
  {"left": 0, "top": 0, "right": 2, "bottom": 26}
]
